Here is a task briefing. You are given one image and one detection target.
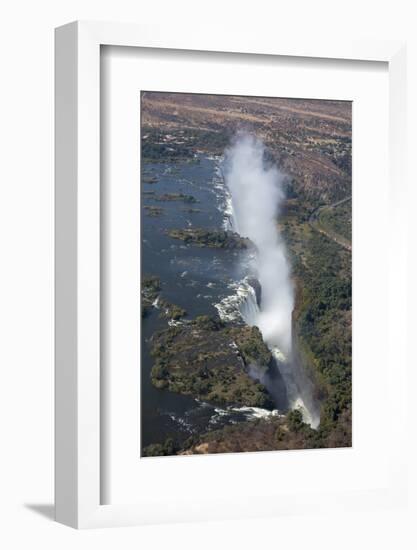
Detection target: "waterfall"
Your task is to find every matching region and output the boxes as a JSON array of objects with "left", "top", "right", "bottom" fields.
[
  {"left": 216, "top": 134, "right": 319, "bottom": 427},
  {"left": 224, "top": 133, "right": 294, "bottom": 355},
  {"left": 214, "top": 278, "right": 260, "bottom": 326}
]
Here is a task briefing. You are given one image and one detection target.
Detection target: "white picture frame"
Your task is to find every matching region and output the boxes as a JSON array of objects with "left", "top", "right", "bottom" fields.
[{"left": 55, "top": 20, "right": 407, "bottom": 529}]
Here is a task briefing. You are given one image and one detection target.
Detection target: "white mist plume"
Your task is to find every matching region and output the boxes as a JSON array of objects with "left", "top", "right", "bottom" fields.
[{"left": 224, "top": 134, "right": 294, "bottom": 354}]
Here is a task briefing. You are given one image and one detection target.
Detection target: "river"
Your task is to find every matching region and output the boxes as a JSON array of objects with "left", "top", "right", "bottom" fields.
[{"left": 141, "top": 155, "right": 315, "bottom": 452}]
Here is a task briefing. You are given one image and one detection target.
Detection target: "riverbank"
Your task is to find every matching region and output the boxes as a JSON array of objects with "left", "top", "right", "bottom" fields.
[{"left": 150, "top": 315, "right": 275, "bottom": 409}]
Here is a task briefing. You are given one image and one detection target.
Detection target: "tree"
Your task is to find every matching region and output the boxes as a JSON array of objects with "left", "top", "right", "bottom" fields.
[{"left": 287, "top": 409, "right": 304, "bottom": 432}]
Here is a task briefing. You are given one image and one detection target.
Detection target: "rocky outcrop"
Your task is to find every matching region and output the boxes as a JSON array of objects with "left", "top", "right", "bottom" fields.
[
  {"left": 167, "top": 228, "right": 251, "bottom": 249},
  {"left": 150, "top": 316, "right": 274, "bottom": 408}
]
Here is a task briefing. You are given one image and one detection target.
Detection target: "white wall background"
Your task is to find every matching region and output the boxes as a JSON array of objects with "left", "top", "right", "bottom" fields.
[{"left": 0, "top": 0, "right": 416, "bottom": 548}]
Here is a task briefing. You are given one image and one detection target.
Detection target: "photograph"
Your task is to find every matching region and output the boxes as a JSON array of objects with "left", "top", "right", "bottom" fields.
[{"left": 140, "top": 91, "right": 352, "bottom": 457}]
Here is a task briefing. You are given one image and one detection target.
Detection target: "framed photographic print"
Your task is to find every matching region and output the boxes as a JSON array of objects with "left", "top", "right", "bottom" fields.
[{"left": 55, "top": 21, "right": 408, "bottom": 528}]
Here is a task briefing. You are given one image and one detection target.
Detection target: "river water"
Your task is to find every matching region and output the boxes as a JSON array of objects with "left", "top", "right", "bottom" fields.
[{"left": 140, "top": 155, "right": 305, "bottom": 452}]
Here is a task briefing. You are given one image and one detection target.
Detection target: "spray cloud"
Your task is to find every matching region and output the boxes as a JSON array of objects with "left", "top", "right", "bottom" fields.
[{"left": 224, "top": 134, "right": 294, "bottom": 354}]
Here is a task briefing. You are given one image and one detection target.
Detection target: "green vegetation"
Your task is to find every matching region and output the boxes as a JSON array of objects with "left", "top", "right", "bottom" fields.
[
  {"left": 142, "top": 127, "right": 231, "bottom": 160},
  {"left": 167, "top": 228, "right": 251, "bottom": 249},
  {"left": 158, "top": 299, "right": 187, "bottom": 320},
  {"left": 141, "top": 275, "right": 161, "bottom": 317},
  {"left": 180, "top": 409, "right": 319, "bottom": 455},
  {"left": 228, "top": 325, "right": 272, "bottom": 366},
  {"left": 318, "top": 200, "right": 352, "bottom": 243},
  {"left": 150, "top": 316, "right": 274, "bottom": 408},
  {"left": 284, "top": 215, "right": 352, "bottom": 447},
  {"left": 143, "top": 438, "right": 180, "bottom": 457},
  {"left": 142, "top": 275, "right": 161, "bottom": 294},
  {"left": 152, "top": 192, "right": 198, "bottom": 203},
  {"left": 142, "top": 175, "right": 158, "bottom": 184},
  {"left": 181, "top": 207, "right": 202, "bottom": 214},
  {"left": 143, "top": 205, "right": 163, "bottom": 217},
  {"left": 142, "top": 140, "right": 195, "bottom": 162},
  {"left": 141, "top": 275, "right": 186, "bottom": 321}
]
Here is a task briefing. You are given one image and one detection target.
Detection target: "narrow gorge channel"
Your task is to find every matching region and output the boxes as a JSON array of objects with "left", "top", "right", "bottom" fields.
[{"left": 218, "top": 134, "right": 320, "bottom": 427}]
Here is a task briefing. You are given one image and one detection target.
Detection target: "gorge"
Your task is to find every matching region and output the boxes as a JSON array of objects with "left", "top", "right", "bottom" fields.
[{"left": 221, "top": 134, "right": 319, "bottom": 427}]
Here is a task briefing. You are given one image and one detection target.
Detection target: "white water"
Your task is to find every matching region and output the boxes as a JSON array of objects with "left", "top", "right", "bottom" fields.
[
  {"left": 216, "top": 135, "right": 318, "bottom": 427},
  {"left": 216, "top": 278, "right": 319, "bottom": 428},
  {"left": 224, "top": 134, "right": 294, "bottom": 355},
  {"left": 214, "top": 277, "right": 260, "bottom": 325},
  {"left": 208, "top": 404, "right": 283, "bottom": 427},
  {"left": 270, "top": 348, "right": 317, "bottom": 427}
]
